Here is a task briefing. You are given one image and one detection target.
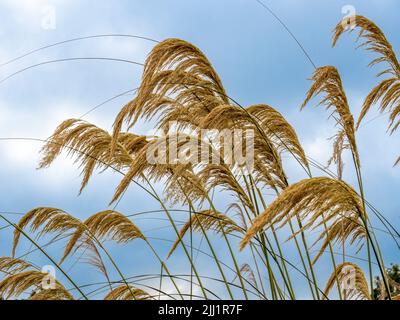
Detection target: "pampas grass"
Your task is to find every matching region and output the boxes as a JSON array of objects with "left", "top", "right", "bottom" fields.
[{"left": 0, "top": 15, "right": 398, "bottom": 300}]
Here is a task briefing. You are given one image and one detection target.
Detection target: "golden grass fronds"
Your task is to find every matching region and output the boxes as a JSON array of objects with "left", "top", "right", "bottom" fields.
[
  {"left": 168, "top": 210, "right": 242, "bottom": 258},
  {"left": 104, "top": 285, "right": 151, "bottom": 300},
  {"left": 82, "top": 210, "right": 145, "bottom": 243},
  {"left": 140, "top": 38, "right": 227, "bottom": 105},
  {"left": 333, "top": 15, "right": 400, "bottom": 133},
  {"left": 109, "top": 37, "right": 293, "bottom": 191},
  {"left": 302, "top": 66, "right": 359, "bottom": 167},
  {"left": 164, "top": 164, "right": 208, "bottom": 206},
  {"left": 362, "top": 78, "right": 400, "bottom": 133},
  {"left": 324, "top": 262, "right": 370, "bottom": 300},
  {"left": 0, "top": 257, "right": 73, "bottom": 300},
  {"left": 0, "top": 270, "right": 72, "bottom": 300},
  {"left": 311, "top": 215, "right": 365, "bottom": 265},
  {"left": 240, "top": 177, "right": 365, "bottom": 250},
  {"left": 199, "top": 103, "right": 291, "bottom": 189},
  {"left": 12, "top": 207, "right": 144, "bottom": 269},
  {"left": 199, "top": 163, "right": 254, "bottom": 211},
  {"left": 63, "top": 210, "right": 145, "bottom": 264},
  {"left": 12, "top": 207, "right": 82, "bottom": 257},
  {"left": 333, "top": 16, "right": 399, "bottom": 70},
  {"left": 247, "top": 104, "right": 309, "bottom": 170},
  {"left": 29, "top": 288, "right": 74, "bottom": 300},
  {"left": 110, "top": 134, "right": 206, "bottom": 204},
  {"left": 13, "top": 30, "right": 395, "bottom": 300},
  {"left": 0, "top": 257, "right": 31, "bottom": 275},
  {"left": 111, "top": 38, "right": 228, "bottom": 152},
  {"left": 39, "top": 119, "right": 147, "bottom": 193},
  {"left": 111, "top": 131, "right": 258, "bottom": 207}
]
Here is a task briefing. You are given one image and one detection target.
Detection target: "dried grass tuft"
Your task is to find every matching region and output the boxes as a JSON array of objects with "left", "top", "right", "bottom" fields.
[
  {"left": 302, "top": 66, "right": 359, "bottom": 168},
  {"left": 0, "top": 270, "right": 72, "bottom": 300},
  {"left": 240, "top": 177, "right": 365, "bottom": 252},
  {"left": 324, "top": 262, "right": 370, "bottom": 300},
  {"left": 104, "top": 285, "right": 151, "bottom": 300}
]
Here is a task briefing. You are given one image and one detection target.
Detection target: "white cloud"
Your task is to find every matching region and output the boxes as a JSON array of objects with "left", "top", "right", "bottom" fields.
[
  {"left": 2, "top": 0, "right": 67, "bottom": 16},
  {"left": 303, "top": 136, "right": 331, "bottom": 165},
  {"left": 94, "top": 36, "right": 150, "bottom": 61},
  {"left": 0, "top": 0, "right": 70, "bottom": 36},
  {"left": 0, "top": 99, "right": 111, "bottom": 189}
]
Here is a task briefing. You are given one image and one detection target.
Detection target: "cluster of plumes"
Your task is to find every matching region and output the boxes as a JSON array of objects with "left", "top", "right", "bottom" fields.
[
  {"left": 110, "top": 133, "right": 209, "bottom": 206},
  {"left": 324, "top": 262, "right": 370, "bottom": 300},
  {"left": 32, "top": 38, "right": 310, "bottom": 220},
  {"left": 240, "top": 177, "right": 366, "bottom": 265},
  {"left": 333, "top": 15, "right": 400, "bottom": 164},
  {"left": 7, "top": 207, "right": 145, "bottom": 300},
  {"left": 108, "top": 38, "right": 310, "bottom": 207},
  {"left": 0, "top": 257, "right": 73, "bottom": 300},
  {"left": 20, "top": 37, "right": 324, "bottom": 300},
  {"left": 12, "top": 208, "right": 144, "bottom": 265},
  {"left": 111, "top": 38, "right": 229, "bottom": 140},
  {"left": 0, "top": 256, "right": 150, "bottom": 300},
  {"left": 5, "top": 23, "right": 395, "bottom": 300}
]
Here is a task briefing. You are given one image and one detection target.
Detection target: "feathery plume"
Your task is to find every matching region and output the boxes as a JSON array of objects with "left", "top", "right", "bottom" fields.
[
  {"left": 104, "top": 285, "right": 151, "bottom": 300},
  {"left": 324, "top": 262, "right": 370, "bottom": 300},
  {"left": 199, "top": 103, "right": 289, "bottom": 190},
  {"left": 12, "top": 207, "right": 82, "bottom": 257},
  {"left": 62, "top": 210, "right": 145, "bottom": 263},
  {"left": 327, "top": 130, "right": 348, "bottom": 180},
  {"left": 302, "top": 66, "right": 359, "bottom": 168},
  {"left": 240, "top": 177, "right": 365, "bottom": 250},
  {"left": 0, "top": 257, "right": 31, "bottom": 275},
  {"left": 111, "top": 38, "right": 228, "bottom": 152},
  {"left": 82, "top": 210, "right": 144, "bottom": 243},
  {"left": 311, "top": 214, "right": 365, "bottom": 264},
  {"left": 39, "top": 119, "right": 147, "bottom": 193},
  {"left": 0, "top": 270, "right": 72, "bottom": 300}
]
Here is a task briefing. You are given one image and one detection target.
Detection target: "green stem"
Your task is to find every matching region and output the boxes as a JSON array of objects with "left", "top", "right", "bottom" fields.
[
  {"left": 199, "top": 190, "right": 249, "bottom": 299},
  {"left": 143, "top": 176, "right": 209, "bottom": 299},
  {"left": 144, "top": 238, "right": 184, "bottom": 300},
  {"left": 241, "top": 175, "right": 290, "bottom": 298},
  {"left": 351, "top": 153, "right": 391, "bottom": 299}
]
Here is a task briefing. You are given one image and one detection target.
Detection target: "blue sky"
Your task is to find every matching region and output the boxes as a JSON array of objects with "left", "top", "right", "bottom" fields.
[{"left": 0, "top": 0, "right": 399, "bottom": 299}]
